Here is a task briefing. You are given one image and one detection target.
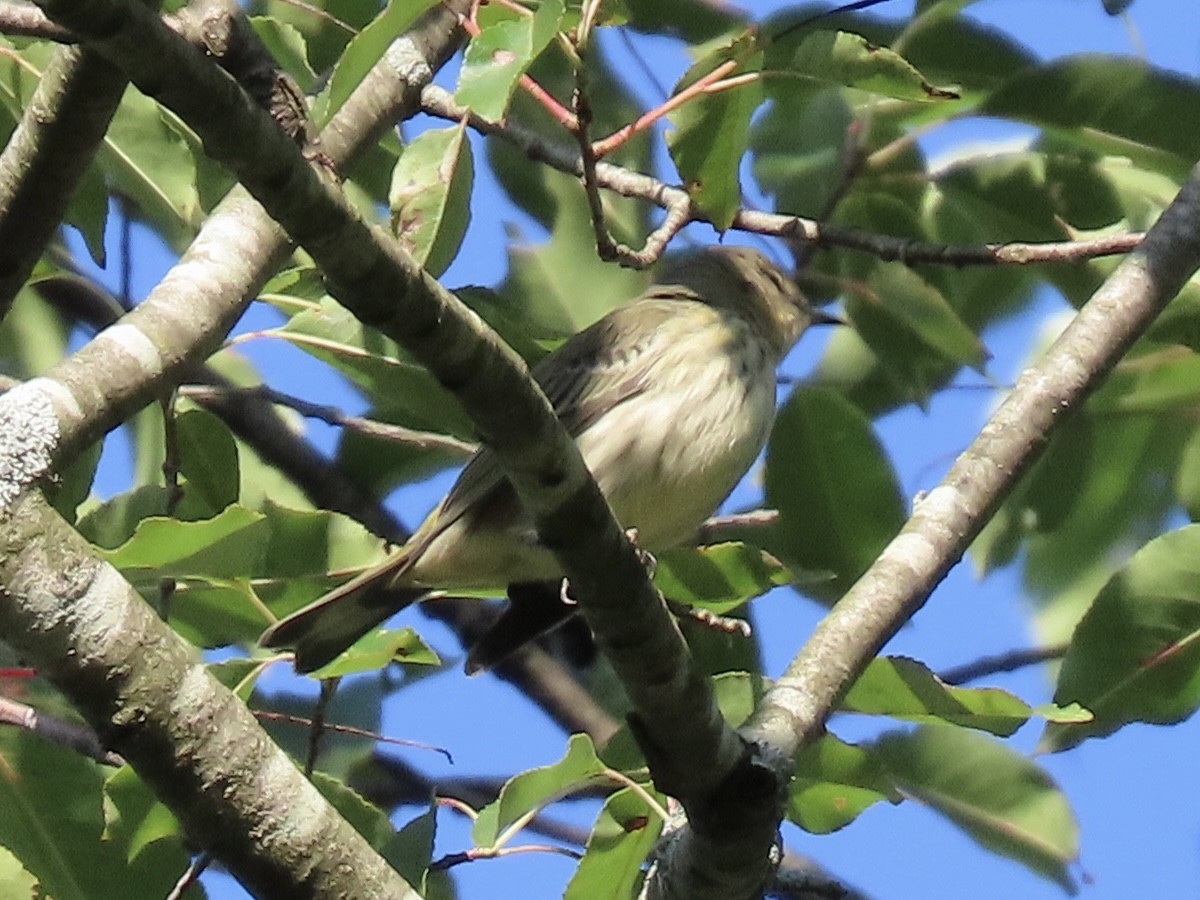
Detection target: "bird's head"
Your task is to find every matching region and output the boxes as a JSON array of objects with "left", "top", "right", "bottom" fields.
[{"left": 655, "top": 246, "right": 840, "bottom": 356}]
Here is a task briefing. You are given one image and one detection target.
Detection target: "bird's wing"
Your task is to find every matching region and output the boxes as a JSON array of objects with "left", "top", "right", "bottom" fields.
[{"left": 420, "top": 299, "right": 686, "bottom": 543}]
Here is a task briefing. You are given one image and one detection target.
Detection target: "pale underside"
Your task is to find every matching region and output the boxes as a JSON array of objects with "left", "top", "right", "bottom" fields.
[{"left": 401, "top": 301, "right": 779, "bottom": 588}]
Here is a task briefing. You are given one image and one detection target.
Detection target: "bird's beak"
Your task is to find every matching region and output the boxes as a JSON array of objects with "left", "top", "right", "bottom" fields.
[{"left": 811, "top": 308, "right": 848, "bottom": 327}]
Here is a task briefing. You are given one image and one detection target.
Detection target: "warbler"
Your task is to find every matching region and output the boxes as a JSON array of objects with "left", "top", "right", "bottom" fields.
[{"left": 261, "top": 246, "right": 837, "bottom": 672}]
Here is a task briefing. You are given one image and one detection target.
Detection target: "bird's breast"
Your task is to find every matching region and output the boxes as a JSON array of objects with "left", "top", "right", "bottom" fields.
[{"left": 578, "top": 320, "right": 777, "bottom": 550}]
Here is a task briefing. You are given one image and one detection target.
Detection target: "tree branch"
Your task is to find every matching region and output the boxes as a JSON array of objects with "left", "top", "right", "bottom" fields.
[
  {"left": 0, "top": 694, "right": 123, "bottom": 765},
  {"left": 938, "top": 642, "right": 1069, "bottom": 686},
  {"left": 0, "top": 489, "right": 422, "bottom": 897},
  {"left": 0, "top": 1, "right": 72, "bottom": 40},
  {"left": 420, "top": 84, "right": 1145, "bottom": 269},
  {"left": 180, "top": 383, "right": 476, "bottom": 458},
  {"left": 0, "top": 0, "right": 157, "bottom": 315}
]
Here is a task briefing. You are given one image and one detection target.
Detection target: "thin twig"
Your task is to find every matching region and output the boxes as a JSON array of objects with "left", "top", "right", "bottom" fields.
[
  {"left": 0, "top": 696, "right": 124, "bottom": 766},
  {"left": 430, "top": 842, "right": 583, "bottom": 871},
  {"left": 572, "top": 57, "right": 619, "bottom": 262},
  {"left": 254, "top": 709, "right": 454, "bottom": 764},
  {"left": 694, "top": 508, "right": 779, "bottom": 544},
  {"left": 421, "top": 84, "right": 1145, "bottom": 268},
  {"left": 179, "top": 384, "right": 476, "bottom": 457},
  {"left": 602, "top": 767, "right": 671, "bottom": 822},
  {"left": 165, "top": 853, "right": 212, "bottom": 900},
  {"left": 938, "top": 642, "right": 1069, "bottom": 686},
  {"left": 438, "top": 795, "right": 479, "bottom": 819},
  {"left": 591, "top": 58, "right": 738, "bottom": 158}
]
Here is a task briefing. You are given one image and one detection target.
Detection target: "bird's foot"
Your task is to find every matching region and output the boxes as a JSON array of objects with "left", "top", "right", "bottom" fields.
[
  {"left": 624, "top": 526, "right": 658, "bottom": 578},
  {"left": 556, "top": 528, "right": 658, "bottom": 605}
]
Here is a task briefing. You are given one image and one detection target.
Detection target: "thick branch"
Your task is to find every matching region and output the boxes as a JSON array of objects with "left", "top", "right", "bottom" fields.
[
  {"left": 0, "top": 8, "right": 154, "bottom": 314},
  {"left": 0, "top": 490, "right": 420, "bottom": 898}
]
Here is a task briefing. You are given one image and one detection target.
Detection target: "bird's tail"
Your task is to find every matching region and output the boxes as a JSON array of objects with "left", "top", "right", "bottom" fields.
[{"left": 259, "top": 558, "right": 427, "bottom": 673}]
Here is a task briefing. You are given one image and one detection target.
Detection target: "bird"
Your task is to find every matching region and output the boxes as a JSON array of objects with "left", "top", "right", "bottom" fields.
[{"left": 260, "top": 245, "right": 838, "bottom": 673}]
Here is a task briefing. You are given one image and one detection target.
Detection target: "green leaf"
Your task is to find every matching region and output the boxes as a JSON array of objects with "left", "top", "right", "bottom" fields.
[
  {"left": 843, "top": 656, "right": 1034, "bottom": 736},
  {"left": 473, "top": 734, "right": 607, "bottom": 847},
  {"left": 874, "top": 725, "right": 1079, "bottom": 893},
  {"left": 1034, "top": 702, "right": 1093, "bottom": 725},
  {"left": 306, "top": 627, "right": 442, "bottom": 678},
  {"left": 207, "top": 657, "right": 266, "bottom": 701},
  {"left": 565, "top": 787, "right": 663, "bottom": 900},
  {"left": 1175, "top": 425, "right": 1200, "bottom": 519},
  {"left": 623, "top": 0, "right": 742, "bottom": 42},
  {"left": 497, "top": 172, "right": 649, "bottom": 333},
  {"left": 257, "top": 502, "right": 388, "bottom": 580},
  {"left": 174, "top": 406, "right": 240, "bottom": 518},
  {"left": 1091, "top": 348, "right": 1200, "bottom": 415},
  {"left": 46, "top": 440, "right": 101, "bottom": 524},
  {"left": 389, "top": 802, "right": 439, "bottom": 894},
  {"left": 455, "top": 0, "right": 565, "bottom": 122},
  {"left": 653, "top": 542, "right": 791, "bottom": 613},
  {"left": 667, "top": 34, "right": 763, "bottom": 230},
  {"left": 971, "top": 367, "right": 1190, "bottom": 595},
  {"left": 161, "top": 577, "right": 266, "bottom": 648},
  {"left": 0, "top": 731, "right": 194, "bottom": 900},
  {"left": 389, "top": 120, "right": 474, "bottom": 277},
  {"left": 982, "top": 56, "right": 1200, "bottom": 178},
  {"left": 848, "top": 264, "right": 988, "bottom": 379},
  {"left": 0, "top": 847, "right": 36, "bottom": 899},
  {"left": 77, "top": 484, "right": 174, "bottom": 550},
  {"left": 276, "top": 299, "right": 477, "bottom": 438},
  {"left": 932, "top": 149, "right": 1122, "bottom": 245},
  {"left": 789, "top": 732, "right": 896, "bottom": 833},
  {"left": 900, "top": 7, "right": 1036, "bottom": 94},
  {"left": 101, "top": 505, "right": 268, "bottom": 578},
  {"left": 765, "top": 387, "right": 906, "bottom": 600},
  {"left": 249, "top": 16, "right": 318, "bottom": 89},
  {"left": 1148, "top": 278, "right": 1200, "bottom": 354},
  {"left": 766, "top": 30, "right": 958, "bottom": 101},
  {"left": 1042, "top": 526, "right": 1200, "bottom": 752},
  {"left": 103, "top": 768, "right": 184, "bottom": 862},
  {"left": 317, "top": 0, "right": 440, "bottom": 122},
  {"left": 752, "top": 87, "right": 854, "bottom": 220},
  {"left": 102, "top": 90, "right": 202, "bottom": 247},
  {"left": 0, "top": 285, "right": 71, "bottom": 379},
  {"left": 310, "top": 771, "right": 399, "bottom": 850},
  {"left": 159, "top": 503, "right": 393, "bottom": 648}
]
